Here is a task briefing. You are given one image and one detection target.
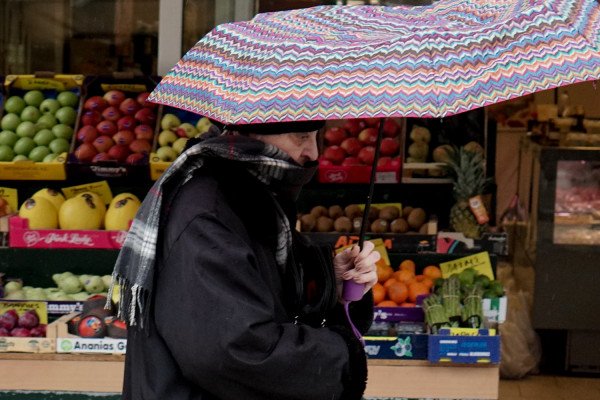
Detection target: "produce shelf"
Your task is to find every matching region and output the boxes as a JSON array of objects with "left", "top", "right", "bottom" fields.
[{"left": 0, "top": 354, "right": 499, "bottom": 399}]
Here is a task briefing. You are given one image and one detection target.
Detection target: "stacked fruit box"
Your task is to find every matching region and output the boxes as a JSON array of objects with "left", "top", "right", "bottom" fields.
[
  {"left": 0, "top": 74, "right": 84, "bottom": 180},
  {"left": 68, "top": 74, "right": 160, "bottom": 180},
  {"left": 0, "top": 300, "right": 55, "bottom": 353},
  {"left": 150, "top": 105, "right": 217, "bottom": 180}
]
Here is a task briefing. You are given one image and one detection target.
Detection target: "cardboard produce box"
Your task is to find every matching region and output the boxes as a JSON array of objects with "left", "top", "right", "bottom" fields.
[
  {"left": 0, "top": 74, "right": 84, "bottom": 180},
  {"left": 428, "top": 327, "right": 500, "bottom": 364},
  {"left": 0, "top": 300, "right": 55, "bottom": 353},
  {"left": 67, "top": 74, "right": 160, "bottom": 179},
  {"left": 364, "top": 333, "right": 428, "bottom": 360}
]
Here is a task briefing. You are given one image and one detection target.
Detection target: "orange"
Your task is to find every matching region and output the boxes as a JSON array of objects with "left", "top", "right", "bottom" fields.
[
  {"left": 387, "top": 281, "right": 409, "bottom": 304},
  {"left": 377, "top": 300, "right": 398, "bottom": 307},
  {"left": 408, "top": 281, "right": 430, "bottom": 303},
  {"left": 423, "top": 265, "right": 442, "bottom": 280},
  {"left": 372, "top": 283, "right": 386, "bottom": 304},
  {"left": 421, "top": 277, "right": 434, "bottom": 289},
  {"left": 383, "top": 278, "right": 398, "bottom": 288},
  {"left": 393, "top": 269, "right": 415, "bottom": 285},
  {"left": 400, "top": 302, "right": 416, "bottom": 307},
  {"left": 414, "top": 274, "right": 426, "bottom": 282},
  {"left": 377, "top": 264, "right": 394, "bottom": 283},
  {"left": 398, "top": 259, "right": 416, "bottom": 273}
]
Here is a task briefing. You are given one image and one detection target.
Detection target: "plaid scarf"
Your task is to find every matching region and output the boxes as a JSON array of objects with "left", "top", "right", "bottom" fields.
[{"left": 107, "top": 135, "right": 316, "bottom": 328}]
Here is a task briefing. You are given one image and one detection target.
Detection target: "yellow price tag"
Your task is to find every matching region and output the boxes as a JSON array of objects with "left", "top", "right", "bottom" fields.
[
  {"left": 100, "top": 83, "right": 148, "bottom": 93},
  {"left": 442, "top": 327, "right": 496, "bottom": 336},
  {"left": 62, "top": 181, "right": 113, "bottom": 205},
  {"left": 0, "top": 301, "right": 48, "bottom": 325},
  {"left": 439, "top": 251, "right": 494, "bottom": 280},
  {"left": 0, "top": 187, "right": 18, "bottom": 212}
]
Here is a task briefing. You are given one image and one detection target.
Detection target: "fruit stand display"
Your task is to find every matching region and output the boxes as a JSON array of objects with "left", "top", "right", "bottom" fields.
[{"left": 0, "top": 81, "right": 504, "bottom": 398}]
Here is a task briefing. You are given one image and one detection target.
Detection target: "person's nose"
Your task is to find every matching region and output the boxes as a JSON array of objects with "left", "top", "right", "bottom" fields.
[{"left": 302, "top": 135, "right": 319, "bottom": 162}]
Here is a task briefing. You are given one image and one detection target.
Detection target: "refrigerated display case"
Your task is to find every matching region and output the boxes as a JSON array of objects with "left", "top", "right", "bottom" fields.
[{"left": 521, "top": 140, "right": 600, "bottom": 372}]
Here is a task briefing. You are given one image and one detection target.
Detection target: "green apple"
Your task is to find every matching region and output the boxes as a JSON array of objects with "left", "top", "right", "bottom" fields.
[
  {"left": 12, "top": 154, "right": 28, "bottom": 161},
  {"left": 13, "top": 137, "right": 36, "bottom": 155},
  {"left": 49, "top": 138, "right": 70, "bottom": 154},
  {"left": 158, "top": 130, "right": 178, "bottom": 146},
  {"left": 57, "top": 91, "right": 79, "bottom": 107},
  {"left": 1, "top": 113, "right": 21, "bottom": 131},
  {"left": 43, "top": 153, "right": 58, "bottom": 162},
  {"left": 24, "top": 90, "right": 45, "bottom": 107},
  {"left": 101, "top": 275, "right": 113, "bottom": 290},
  {"left": 4, "top": 96, "right": 26, "bottom": 114},
  {"left": 172, "top": 137, "right": 188, "bottom": 154},
  {"left": 160, "top": 113, "right": 181, "bottom": 130},
  {"left": 20, "top": 105, "right": 41, "bottom": 122},
  {"left": 156, "top": 146, "right": 178, "bottom": 162},
  {"left": 29, "top": 146, "right": 50, "bottom": 162},
  {"left": 71, "top": 292, "right": 91, "bottom": 301},
  {"left": 196, "top": 117, "right": 213, "bottom": 135},
  {"left": 36, "top": 114, "right": 58, "bottom": 130},
  {"left": 0, "top": 130, "right": 19, "bottom": 146},
  {"left": 0, "top": 144, "right": 15, "bottom": 161},
  {"left": 83, "top": 276, "right": 105, "bottom": 294},
  {"left": 33, "top": 129, "right": 55, "bottom": 146},
  {"left": 4, "top": 280, "right": 23, "bottom": 294},
  {"left": 16, "top": 121, "right": 37, "bottom": 138},
  {"left": 39, "top": 98, "right": 61, "bottom": 115},
  {"left": 52, "top": 124, "right": 73, "bottom": 140},
  {"left": 55, "top": 106, "right": 77, "bottom": 126},
  {"left": 4, "top": 290, "right": 25, "bottom": 300},
  {"left": 58, "top": 275, "right": 82, "bottom": 294},
  {"left": 177, "top": 122, "right": 198, "bottom": 138}
]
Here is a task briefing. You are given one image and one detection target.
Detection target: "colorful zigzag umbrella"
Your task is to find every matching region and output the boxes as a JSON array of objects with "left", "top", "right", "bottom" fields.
[{"left": 149, "top": 0, "right": 600, "bottom": 124}]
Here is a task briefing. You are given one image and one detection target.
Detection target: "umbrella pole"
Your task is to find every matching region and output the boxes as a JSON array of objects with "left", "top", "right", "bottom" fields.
[{"left": 358, "top": 118, "right": 385, "bottom": 248}]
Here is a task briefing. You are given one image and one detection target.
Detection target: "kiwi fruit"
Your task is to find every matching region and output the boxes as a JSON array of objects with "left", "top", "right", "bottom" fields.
[
  {"left": 345, "top": 204, "right": 363, "bottom": 219},
  {"left": 328, "top": 205, "right": 344, "bottom": 219},
  {"left": 379, "top": 205, "right": 400, "bottom": 221},
  {"left": 407, "top": 208, "right": 427, "bottom": 230},
  {"left": 368, "top": 206, "right": 380, "bottom": 222},
  {"left": 316, "top": 216, "right": 334, "bottom": 232},
  {"left": 334, "top": 216, "right": 353, "bottom": 233},
  {"left": 300, "top": 214, "right": 316, "bottom": 232},
  {"left": 402, "top": 206, "right": 414, "bottom": 219},
  {"left": 352, "top": 217, "right": 363, "bottom": 233},
  {"left": 310, "top": 205, "right": 329, "bottom": 218},
  {"left": 370, "top": 218, "right": 389, "bottom": 233},
  {"left": 390, "top": 218, "right": 409, "bottom": 233}
]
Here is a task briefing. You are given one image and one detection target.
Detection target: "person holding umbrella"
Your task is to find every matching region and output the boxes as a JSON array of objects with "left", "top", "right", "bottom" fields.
[{"left": 110, "top": 120, "right": 380, "bottom": 400}]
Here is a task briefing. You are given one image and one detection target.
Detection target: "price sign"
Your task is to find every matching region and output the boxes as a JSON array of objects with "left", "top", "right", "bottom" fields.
[
  {"left": 62, "top": 181, "right": 113, "bottom": 205},
  {"left": 0, "top": 187, "right": 18, "bottom": 212},
  {"left": 439, "top": 251, "right": 494, "bottom": 280}
]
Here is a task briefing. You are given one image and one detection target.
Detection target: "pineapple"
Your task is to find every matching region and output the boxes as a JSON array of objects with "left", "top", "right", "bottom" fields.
[{"left": 444, "top": 144, "right": 491, "bottom": 239}]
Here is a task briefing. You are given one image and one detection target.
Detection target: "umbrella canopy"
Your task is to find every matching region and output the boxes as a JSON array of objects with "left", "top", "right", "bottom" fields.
[{"left": 149, "top": 0, "right": 600, "bottom": 124}]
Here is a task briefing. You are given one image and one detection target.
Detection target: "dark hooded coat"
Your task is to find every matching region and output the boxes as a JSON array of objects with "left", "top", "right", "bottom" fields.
[{"left": 123, "top": 158, "right": 373, "bottom": 400}]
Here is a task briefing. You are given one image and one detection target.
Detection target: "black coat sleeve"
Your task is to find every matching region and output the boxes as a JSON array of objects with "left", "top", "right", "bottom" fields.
[{"left": 153, "top": 213, "right": 365, "bottom": 400}]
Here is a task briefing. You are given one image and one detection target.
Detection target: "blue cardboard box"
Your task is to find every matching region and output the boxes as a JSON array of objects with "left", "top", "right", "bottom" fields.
[
  {"left": 427, "top": 328, "right": 500, "bottom": 364},
  {"left": 364, "top": 334, "right": 428, "bottom": 360}
]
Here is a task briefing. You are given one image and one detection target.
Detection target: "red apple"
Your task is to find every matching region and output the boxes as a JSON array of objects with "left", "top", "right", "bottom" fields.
[
  {"left": 319, "top": 158, "right": 333, "bottom": 167},
  {"left": 380, "top": 137, "right": 400, "bottom": 156},
  {"left": 126, "top": 152, "right": 145, "bottom": 165},
  {"left": 74, "top": 143, "right": 98, "bottom": 162},
  {"left": 107, "top": 145, "right": 130, "bottom": 162},
  {"left": 84, "top": 96, "right": 108, "bottom": 112},
  {"left": 136, "top": 92, "right": 154, "bottom": 108},
  {"left": 342, "top": 119, "right": 363, "bottom": 137},
  {"left": 101, "top": 106, "right": 121, "bottom": 122},
  {"left": 323, "top": 145, "right": 346, "bottom": 165},
  {"left": 119, "top": 98, "right": 141, "bottom": 116},
  {"left": 340, "top": 137, "right": 363, "bottom": 156},
  {"left": 134, "top": 124, "right": 154, "bottom": 141},
  {"left": 129, "top": 139, "right": 152, "bottom": 154},
  {"left": 96, "top": 120, "right": 118, "bottom": 136},
  {"left": 382, "top": 119, "right": 399, "bottom": 137},
  {"left": 358, "top": 127, "right": 379, "bottom": 145},
  {"left": 81, "top": 110, "right": 102, "bottom": 126},
  {"left": 341, "top": 157, "right": 362, "bottom": 166},
  {"left": 363, "top": 118, "right": 380, "bottom": 128},
  {"left": 117, "top": 116, "right": 137, "bottom": 131},
  {"left": 324, "top": 127, "right": 347, "bottom": 146},
  {"left": 92, "top": 152, "right": 112, "bottom": 163},
  {"left": 358, "top": 146, "right": 376, "bottom": 165},
  {"left": 77, "top": 126, "right": 98, "bottom": 144},
  {"left": 113, "top": 130, "right": 135, "bottom": 146},
  {"left": 390, "top": 157, "right": 402, "bottom": 169},
  {"left": 377, "top": 156, "right": 392, "bottom": 168},
  {"left": 92, "top": 136, "right": 115, "bottom": 153},
  {"left": 103, "top": 90, "right": 126, "bottom": 106},
  {"left": 134, "top": 108, "right": 156, "bottom": 126}
]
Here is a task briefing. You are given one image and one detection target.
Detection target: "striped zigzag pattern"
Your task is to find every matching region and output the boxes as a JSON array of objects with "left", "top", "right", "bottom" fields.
[{"left": 149, "top": 0, "right": 600, "bottom": 124}]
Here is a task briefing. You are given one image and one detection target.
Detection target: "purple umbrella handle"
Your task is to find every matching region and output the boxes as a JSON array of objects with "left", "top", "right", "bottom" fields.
[{"left": 342, "top": 280, "right": 366, "bottom": 345}]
